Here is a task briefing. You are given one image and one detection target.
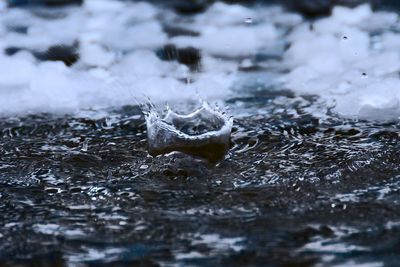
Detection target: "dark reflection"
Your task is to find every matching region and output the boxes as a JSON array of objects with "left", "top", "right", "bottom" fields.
[
  {"left": 156, "top": 44, "right": 202, "bottom": 71},
  {"left": 4, "top": 44, "right": 79, "bottom": 67}
]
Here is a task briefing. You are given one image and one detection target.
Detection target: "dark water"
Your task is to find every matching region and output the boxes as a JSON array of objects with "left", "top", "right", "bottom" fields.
[{"left": 1, "top": 90, "right": 400, "bottom": 266}]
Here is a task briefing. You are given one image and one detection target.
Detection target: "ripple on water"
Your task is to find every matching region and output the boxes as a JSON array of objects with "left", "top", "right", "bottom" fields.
[{"left": 0, "top": 62, "right": 400, "bottom": 267}]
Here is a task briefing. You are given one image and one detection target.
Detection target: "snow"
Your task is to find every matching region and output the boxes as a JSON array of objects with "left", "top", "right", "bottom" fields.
[
  {"left": 172, "top": 23, "right": 277, "bottom": 57},
  {"left": 102, "top": 21, "right": 167, "bottom": 51},
  {"left": 283, "top": 4, "right": 400, "bottom": 120},
  {"left": 171, "top": 2, "right": 278, "bottom": 57},
  {"left": 196, "top": 2, "right": 255, "bottom": 26},
  {"left": 79, "top": 42, "right": 115, "bottom": 67},
  {"left": 0, "top": 1, "right": 240, "bottom": 115},
  {"left": 0, "top": 1, "right": 400, "bottom": 121}
]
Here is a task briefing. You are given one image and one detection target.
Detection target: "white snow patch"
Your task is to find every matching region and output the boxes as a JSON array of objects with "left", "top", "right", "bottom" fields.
[
  {"left": 0, "top": 1, "right": 257, "bottom": 115},
  {"left": 283, "top": 4, "right": 400, "bottom": 120},
  {"left": 172, "top": 23, "right": 277, "bottom": 57}
]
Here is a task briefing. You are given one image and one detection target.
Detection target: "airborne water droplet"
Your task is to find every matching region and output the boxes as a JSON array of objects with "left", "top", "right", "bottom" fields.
[
  {"left": 139, "top": 164, "right": 148, "bottom": 170},
  {"left": 244, "top": 18, "right": 253, "bottom": 24},
  {"left": 81, "top": 140, "right": 88, "bottom": 152}
]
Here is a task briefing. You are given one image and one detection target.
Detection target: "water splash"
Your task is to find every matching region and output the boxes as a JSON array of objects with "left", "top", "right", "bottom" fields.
[{"left": 145, "top": 102, "right": 233, "bottom": 163}]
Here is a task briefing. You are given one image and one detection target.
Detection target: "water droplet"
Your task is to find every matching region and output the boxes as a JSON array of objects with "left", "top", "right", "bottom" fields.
[
  {"left": 244, "top": 18, "right": 253, "bottom": 24},
  {"left": 139, "top": 164, "right": 148, "bottom": 170},
  {"left": 81, "top": 140, "right": 88, "bottom": 152}
]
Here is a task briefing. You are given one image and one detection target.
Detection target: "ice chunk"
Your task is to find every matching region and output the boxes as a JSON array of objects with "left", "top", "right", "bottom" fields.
[
  {"left": 381, "top": 33, "right": 400, "bottom": 51},
  {"left": 79, "top": 42, "right": 115, "bottom": 67},
  {"left": 0, "top": 53, "right": 35, "bottom": 88},
  {"left": 110, "top": 49, "right": 188, "bottom": 77},
  {"left": 283, "top": 3, "right": 400, "bottom": 120},
  {"left": 285, "top": 29, "right": 370, "bottom": 67},
  {"left": 332, "top": 4, "right": 372, "bottom": 25},
  {"left": 334, "top": 78, "right": 400, "bottom": 120},
  {"left": 196, "top": 2, "right": 255, "bottom": 26},
  {"left": 103, "top": 21, "right": 167, "bottom": 51},
  {"left": 112, "top": 2, "right": 158, "bottom": 23},
  {"left": 0, "top": 1, "right": 6, "bottom": 11},
  {"left": 172, "top": 23, "right": 277, "bottom": 57},
  {"left": 84, "top": 0, "right": 124, "bottom": 13}
]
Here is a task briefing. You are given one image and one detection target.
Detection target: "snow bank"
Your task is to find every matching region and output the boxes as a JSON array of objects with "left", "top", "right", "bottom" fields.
[
  {"left": 171, "top": 2, "right": 279, "bottom": 57},
  {"left": 0, "top": 0, "right": 247, "bottom": 115},
  {"left": 2, "top": 0, "right": 400, "bottom": 121},
  {"left": 283, "top": 4, "right": 400, "bottom": 120}
]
